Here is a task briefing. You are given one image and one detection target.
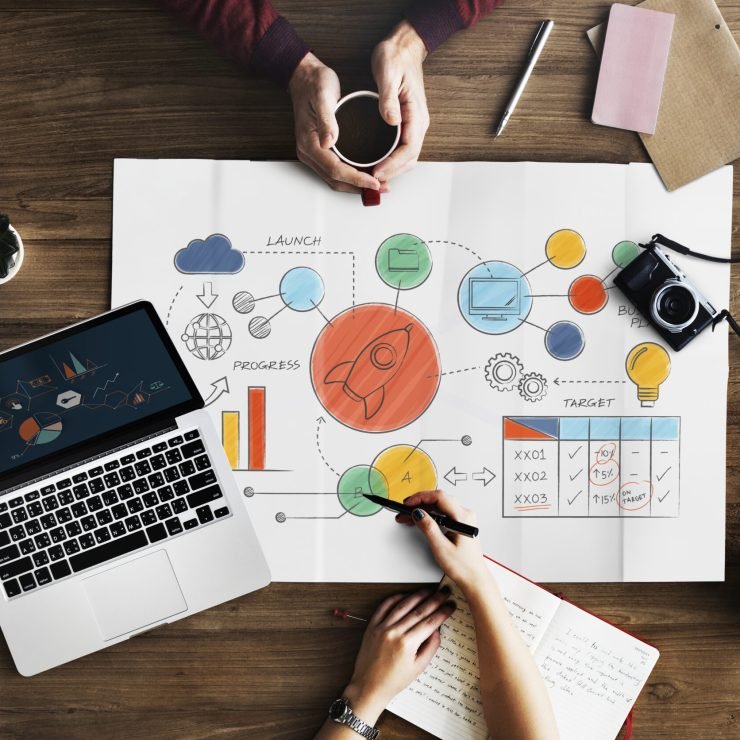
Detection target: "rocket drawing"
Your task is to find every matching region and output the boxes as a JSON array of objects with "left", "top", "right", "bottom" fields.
[{"left": 324, "top": 324, "right": 412, "bottom": 419}]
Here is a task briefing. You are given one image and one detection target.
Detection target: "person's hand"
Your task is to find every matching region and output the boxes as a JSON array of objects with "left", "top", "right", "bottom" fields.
[
  {"left": 342, "top": 588, "right": 456, "bottom": 723},
  {"left": 288, "top": 52, "right": 381, "bottom": 194},
  {"left": 370, "top": 21, "right": 429, "bottom": 185},
  {"left": 398, "top": 491, "right": 492, "bottom": 596}
]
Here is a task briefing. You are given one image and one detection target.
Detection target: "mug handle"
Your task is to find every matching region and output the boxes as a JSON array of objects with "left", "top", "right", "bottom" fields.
[
  {"left": 360, "top": 167, "right": 380, "bottom": 207},
  {"left": 361, "top": 187, "right": 381, "bottom": 207}
]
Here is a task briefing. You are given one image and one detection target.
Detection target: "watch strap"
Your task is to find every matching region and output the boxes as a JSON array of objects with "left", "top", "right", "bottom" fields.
[{"left": 331, "top": 698, "right": 379, "bottom": 740}]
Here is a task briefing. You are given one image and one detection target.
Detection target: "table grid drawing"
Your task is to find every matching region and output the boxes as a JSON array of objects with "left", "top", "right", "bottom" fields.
[{"left": 502, "top": 416, "right": 680, "bottom": 518}]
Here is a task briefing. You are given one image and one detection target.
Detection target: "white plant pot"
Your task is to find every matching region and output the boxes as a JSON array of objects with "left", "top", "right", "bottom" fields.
[{"left": 0, "top": 225, "right": 24, "bottom": 285}]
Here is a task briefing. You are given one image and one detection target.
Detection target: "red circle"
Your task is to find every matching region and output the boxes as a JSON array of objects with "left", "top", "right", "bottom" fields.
[
  {"left": 618, "top": 480, "right": 654, "bottom": 511},
  {"left": 569, "top": 275, "right": 608, "bottom": 314},
  {"left": 311, "top": 304, "right": 440, "bottom": 432}
]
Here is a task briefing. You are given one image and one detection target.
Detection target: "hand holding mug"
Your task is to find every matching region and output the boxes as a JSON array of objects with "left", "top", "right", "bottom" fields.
[{"left": 288, "top": 53, "right": 382, "bottom": 195}]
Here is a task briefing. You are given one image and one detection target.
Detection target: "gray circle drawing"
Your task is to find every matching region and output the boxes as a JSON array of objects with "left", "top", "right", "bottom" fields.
[
  {"left": 249, "top": 316, "right": 271, "bottom": 339},
  {"left": 243, "top": 487, "right": 255, "bottom": 497},
  {"left": 461, "top": 435, "right": 472, "bottom": 446},
  {"left": 275, "top": 512, "right": 287, "bottom": 523},
  {"left": 233, "top": 291, "right": 256, "bottom": 314}
]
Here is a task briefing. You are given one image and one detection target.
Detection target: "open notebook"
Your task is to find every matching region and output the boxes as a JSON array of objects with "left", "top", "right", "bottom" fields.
[{"left": 388, "top": 557, "right": 659, "bottom": 740}]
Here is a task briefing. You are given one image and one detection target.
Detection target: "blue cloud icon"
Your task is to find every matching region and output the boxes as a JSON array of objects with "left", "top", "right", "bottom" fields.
[{"left": 174, "top": 233, "right": 245, "bottom": 274}]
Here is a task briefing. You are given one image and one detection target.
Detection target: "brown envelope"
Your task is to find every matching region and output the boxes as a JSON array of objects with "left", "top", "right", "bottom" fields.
[{"left": 587, "top": 0, "right": 740, "bottom": 191}]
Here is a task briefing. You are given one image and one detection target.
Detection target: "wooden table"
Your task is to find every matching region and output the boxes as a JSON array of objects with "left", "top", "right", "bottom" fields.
[{"left": 1, "top": 1, "right": 738, "bottom": 737}]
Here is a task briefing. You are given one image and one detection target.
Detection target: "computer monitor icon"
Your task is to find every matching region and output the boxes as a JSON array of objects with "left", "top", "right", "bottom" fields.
[{"left": 469, "top": 278, "right": 521, "bottom": 320}]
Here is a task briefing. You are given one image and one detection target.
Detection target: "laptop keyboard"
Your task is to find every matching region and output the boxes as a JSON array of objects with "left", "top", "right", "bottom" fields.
[{"left": 0, "top": 428, "right": 231, "bottom": 600}]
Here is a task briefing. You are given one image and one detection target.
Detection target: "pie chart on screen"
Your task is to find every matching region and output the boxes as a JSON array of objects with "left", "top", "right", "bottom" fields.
[{"left": 19, "top": 413, "right": 63, "bottom": 445}]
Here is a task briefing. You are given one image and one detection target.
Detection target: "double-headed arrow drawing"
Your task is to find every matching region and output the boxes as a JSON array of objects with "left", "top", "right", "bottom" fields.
[{"left": 444, "top": 467, "right": 496, "bottom": 487}]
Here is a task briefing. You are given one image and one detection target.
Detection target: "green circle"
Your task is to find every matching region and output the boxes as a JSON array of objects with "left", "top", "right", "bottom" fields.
[
  {"left": 337, "top": 465, "right": 389, "bottom": 516},
  {"left": 612, "top": 240, "right": 640, "bottom": 268},
  {"left": 375, "top": 234, "right": 432, "bottom": 290}
]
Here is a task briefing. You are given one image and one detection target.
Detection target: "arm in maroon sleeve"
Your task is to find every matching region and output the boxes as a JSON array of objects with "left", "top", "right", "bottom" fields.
[
  {"left": 405, "top": 0, "right": 503, "bottom": 54},
  {"left": 158, "top": 0, "right": 309, "bottom": 89}
]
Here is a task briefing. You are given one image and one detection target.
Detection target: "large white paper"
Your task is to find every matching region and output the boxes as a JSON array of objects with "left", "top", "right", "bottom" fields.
[{"left": 111, "top": 160, "right": 731, "bottom": 582}]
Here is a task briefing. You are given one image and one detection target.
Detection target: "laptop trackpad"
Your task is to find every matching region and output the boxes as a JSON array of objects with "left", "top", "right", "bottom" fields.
[{"left": 83, "top": 550, "right": 187, "bottom": 641}]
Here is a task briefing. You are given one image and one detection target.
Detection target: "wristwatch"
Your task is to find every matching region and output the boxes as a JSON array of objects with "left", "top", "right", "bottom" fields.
[{"left": 328, "top": 697, "right": 380, "bottom": 739}]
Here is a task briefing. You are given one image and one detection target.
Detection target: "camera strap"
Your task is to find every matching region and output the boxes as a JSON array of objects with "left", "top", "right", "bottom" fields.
[
  {"left": 639, "top": 233, "right": 740, "bottom": 264},
  {"left": 638, "top": 234, "right": 740, "bottom": 339}
]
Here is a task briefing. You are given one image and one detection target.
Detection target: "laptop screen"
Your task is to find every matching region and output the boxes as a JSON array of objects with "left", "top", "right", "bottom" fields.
[{"left": 0, "top": 303, "right": 201, "bottom": 487}]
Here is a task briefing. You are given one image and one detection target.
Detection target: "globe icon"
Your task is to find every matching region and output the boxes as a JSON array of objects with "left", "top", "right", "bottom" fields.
[{"left": 181, "top": 313, "right": 232, "bottom": 360}]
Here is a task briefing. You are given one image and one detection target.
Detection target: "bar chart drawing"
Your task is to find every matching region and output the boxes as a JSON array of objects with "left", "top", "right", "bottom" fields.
[
  {"left": 221, "top": 386, "right": 267, "bottom": 471},
  {"left": 502, "top": 416, "right": 680, "bottom": 518}
]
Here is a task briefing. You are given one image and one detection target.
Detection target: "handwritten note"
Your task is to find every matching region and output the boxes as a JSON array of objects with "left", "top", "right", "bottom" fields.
[
  {"left": 388, "top": 559, "right": 659, "bottom": 740},
  {"left": 532, "top": 601, "right": 658, "bottom": 739}
]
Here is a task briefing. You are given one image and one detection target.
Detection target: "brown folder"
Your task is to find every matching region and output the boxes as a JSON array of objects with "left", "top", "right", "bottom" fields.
[{"left": 587, "top": 0, "right": 740, "bottom": 191}]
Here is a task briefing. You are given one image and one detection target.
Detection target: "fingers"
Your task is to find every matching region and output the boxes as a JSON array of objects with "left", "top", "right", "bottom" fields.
[
  {"left": 407, "top": 600, "right": 456, "bottom": 645},
  {"left": 382, "top": 588, "right": 435, "bottom": 627},
  {"left": 392, "top": 586, "right": 451, "bottom": 633},
  {"left": 376, "top": 71, "right": 402, "bottom": 126},
  {"left": 315, "top": 89, "right": 340, "bottom": 149},
  {"left": 410, "top": 508, "right": 455, "bottom": 561},
  {"left": 369, "top": 592, "right": 407, "bottom": 627},
  {"left": 299, "top": 137, "right": 380, "bottom": 192},
  {"left": 404, "top": 490, "right": 468, "bottom": 521},
  {"left": 373, "top": 99, "right": 428, "bottom": 182},
  {"left": 415, "top": 629, "right": 442, "bottom": 669}
]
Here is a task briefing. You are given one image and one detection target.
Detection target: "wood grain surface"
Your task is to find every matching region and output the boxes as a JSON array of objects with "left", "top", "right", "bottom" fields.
[{"left": 0, "top": 1, "right": 738, "bottom": 738}]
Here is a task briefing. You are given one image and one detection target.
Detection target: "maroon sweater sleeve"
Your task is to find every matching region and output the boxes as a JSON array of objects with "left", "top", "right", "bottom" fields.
[
  {"left": 159, "top": 0, "right": 309, "bottom": 89},
  {"left": 405, "top": 0, "right": 503, "bottom": 54}
]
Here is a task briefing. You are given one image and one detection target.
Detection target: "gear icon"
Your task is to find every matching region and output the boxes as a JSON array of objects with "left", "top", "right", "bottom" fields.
[
  {"left": 518, "top": 372, "right": 548, "bottom": 403},
  {"left": 485, "top": 353, "right": 524, "bottom": 391}
]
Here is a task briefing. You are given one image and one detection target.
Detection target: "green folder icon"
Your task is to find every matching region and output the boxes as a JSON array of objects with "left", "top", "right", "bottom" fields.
[{"left": 388, "top": 249, "right": 420, "bottom": 272}]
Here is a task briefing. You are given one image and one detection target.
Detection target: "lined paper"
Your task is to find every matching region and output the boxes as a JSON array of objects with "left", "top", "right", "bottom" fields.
[{"left": 388, "top": 560, "right": 659, "bottom": 739}]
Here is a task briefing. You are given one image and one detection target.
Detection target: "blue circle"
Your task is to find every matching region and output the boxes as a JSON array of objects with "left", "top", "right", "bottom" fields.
[
  {"left": 457, "top": 261, "right": 532, "bottom": 334},
  {"left": 545, "top": 321, "right": 585, "bottom": 360},
  {"left": 280, "top": 267, "right": 325, "bottom": 312}
]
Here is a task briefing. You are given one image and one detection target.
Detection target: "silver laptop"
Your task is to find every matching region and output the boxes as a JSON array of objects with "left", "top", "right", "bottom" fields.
[{"left": 0, "top": 301, "right": 270, "bottom": 675}]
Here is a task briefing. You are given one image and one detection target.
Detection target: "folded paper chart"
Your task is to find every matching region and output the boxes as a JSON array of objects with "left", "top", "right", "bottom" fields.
[{"left": 112, "top": 160, "right": 732, "bottom": 583}]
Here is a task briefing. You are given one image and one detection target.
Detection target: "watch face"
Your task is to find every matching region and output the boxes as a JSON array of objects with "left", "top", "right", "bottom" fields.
[{"left": 329, "top": 699, "right": 348, "bottom": 720}]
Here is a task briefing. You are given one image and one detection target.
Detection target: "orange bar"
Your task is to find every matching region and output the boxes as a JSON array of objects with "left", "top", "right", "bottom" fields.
[{"left": 248, "top": 386, "right": 266, "bottom": 470}]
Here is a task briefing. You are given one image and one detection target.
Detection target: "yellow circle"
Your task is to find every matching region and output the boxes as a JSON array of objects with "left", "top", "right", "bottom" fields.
[
  {"left": 545, "top": 229, "right": 586, "bottom": 269},
  {"left": 371, "top": 445, "right": 437, "bottom": 503}
]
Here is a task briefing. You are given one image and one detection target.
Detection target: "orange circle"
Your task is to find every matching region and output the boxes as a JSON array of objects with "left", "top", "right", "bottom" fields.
[
  {"left": 569, "top": 275, "right": 608, "bottom": 314},
  {"left": 310, "top": 304, "right": 440, "bottom": 432}
]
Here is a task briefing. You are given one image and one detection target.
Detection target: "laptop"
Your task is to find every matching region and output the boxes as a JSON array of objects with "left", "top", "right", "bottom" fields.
[{"left": 0, "top": 301, "right": 270, "bottom": 675}]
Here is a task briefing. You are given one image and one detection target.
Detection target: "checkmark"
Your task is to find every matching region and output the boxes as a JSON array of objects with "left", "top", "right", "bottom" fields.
[
  {"left": 657, "top": 467, "right": 671, "bottom": 482},
  {"left": 568, "top": 446, "right": 583, "bottom": 459},
  {"left": 569, "top": 469, "right": 583, "bottom": 482},
  {"left": 567, "top": 491, "right": 582, "bottom": 506},
  {"left": 658, "top": 490, "right": 671, "bottom": 503}
]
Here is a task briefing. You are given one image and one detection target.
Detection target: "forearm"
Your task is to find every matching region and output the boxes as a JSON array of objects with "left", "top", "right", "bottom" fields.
[
  {"left": 405, "top": 0, "right": 503, "bottom": 54},
  {"left": 465, "top": 576, "right": 559, "bottom": 740},
  {"left": 158, "top": 0, "right": 309, "bottom": 88}
]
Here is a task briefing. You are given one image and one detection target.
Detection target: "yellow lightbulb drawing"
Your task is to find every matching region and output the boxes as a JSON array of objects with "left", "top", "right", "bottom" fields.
[{"left": 626, "top": 342, "right": 671, "bottom": 407}]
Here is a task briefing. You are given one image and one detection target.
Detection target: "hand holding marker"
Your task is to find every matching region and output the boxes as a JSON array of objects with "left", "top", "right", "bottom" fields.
[{"left": 363, "top": 493, "right": 479, "bottom": 537}]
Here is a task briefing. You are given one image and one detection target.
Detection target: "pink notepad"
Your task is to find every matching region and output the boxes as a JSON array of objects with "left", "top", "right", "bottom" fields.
[{"left": 592, "top": 3, "right": 674, "bottom": 135}]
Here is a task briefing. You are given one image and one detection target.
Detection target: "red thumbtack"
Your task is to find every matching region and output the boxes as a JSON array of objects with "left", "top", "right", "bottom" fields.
[{"left": 333, "top": 608, "right": 368, "bottom": 622}]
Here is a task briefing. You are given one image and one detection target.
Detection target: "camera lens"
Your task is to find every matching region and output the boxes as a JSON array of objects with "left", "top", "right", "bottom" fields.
[{"left": 651, "top": 280, "right": 699, "bottom": 332}]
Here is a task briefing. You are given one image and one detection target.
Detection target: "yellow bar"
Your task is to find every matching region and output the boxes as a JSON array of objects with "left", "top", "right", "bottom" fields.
[{"left": 222, "top": 411, "right": 239, "bottom": 469}]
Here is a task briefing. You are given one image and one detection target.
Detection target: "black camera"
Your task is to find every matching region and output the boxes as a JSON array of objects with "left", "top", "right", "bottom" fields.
[{"left": 614, "top": 243, "right": 719, "bottom": 351}]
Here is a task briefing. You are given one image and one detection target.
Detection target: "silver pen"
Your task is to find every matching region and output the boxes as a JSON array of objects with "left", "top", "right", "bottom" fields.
[{"left": 495, "top": 19, "right": 554, "bottom": 137}]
